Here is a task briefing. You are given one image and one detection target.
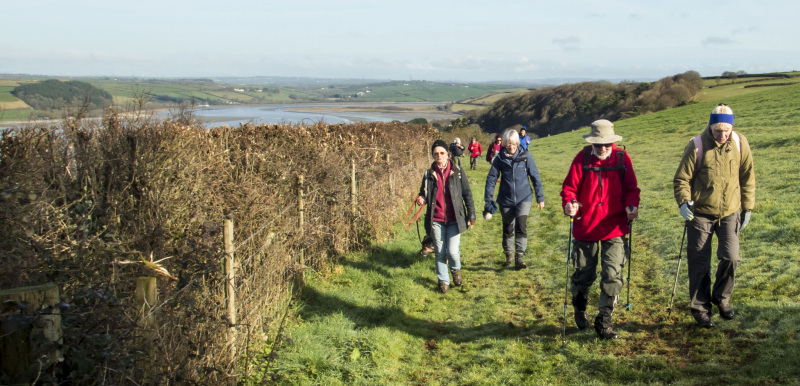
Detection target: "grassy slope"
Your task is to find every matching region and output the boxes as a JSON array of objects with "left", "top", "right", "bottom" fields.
[
  {"left": 336, "top": 83, "right": 523, "bottom": 103},
  {"left": 451, "top": 89, "right": 530, "bottom": 113},
  {"left": 256, "top": 84, "right": 800, "bottom": 384}
]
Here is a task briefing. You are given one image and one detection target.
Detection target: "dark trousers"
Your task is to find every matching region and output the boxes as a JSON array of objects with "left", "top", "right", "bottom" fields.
[
  {"left": 499, "top": 201, "right": 532, "bottom": 255},
  {"left": 687, "top": 212, "right": 741, "bottom": 316},
  {"left": 570, "top": 237, "right": 626, "bottom": 327},
  {"left": 470, "top": 155, "right": 478, "bottom": 169}
]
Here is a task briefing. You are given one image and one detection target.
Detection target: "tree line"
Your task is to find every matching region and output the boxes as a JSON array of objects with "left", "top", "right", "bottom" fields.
[
  {"left": 11, "top": 79, "right": 113, "bottom": 112},
  {"left": 475, "top": 71, "right": 704, "bottom": 137}
]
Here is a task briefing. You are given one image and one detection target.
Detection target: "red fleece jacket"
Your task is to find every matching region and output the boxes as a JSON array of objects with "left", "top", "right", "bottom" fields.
[
  {"left": 560, "top": 144, "right": 640, "bottom": 242},
  {"left": 468, "top": 142, "right": 482, "bottom": 157}
]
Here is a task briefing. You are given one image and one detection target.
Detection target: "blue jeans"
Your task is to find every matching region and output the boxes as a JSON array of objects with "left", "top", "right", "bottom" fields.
[{"left": 431, "top": 221, "right": 461, "bottom": 284}]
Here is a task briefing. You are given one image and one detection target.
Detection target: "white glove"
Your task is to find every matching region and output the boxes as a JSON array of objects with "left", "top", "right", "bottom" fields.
[
  {"left": 679, "top": 202, "right": 694, "bottom": 221},
  {"left": 740, "top": 210, "right": 751, "bottom": 231}
]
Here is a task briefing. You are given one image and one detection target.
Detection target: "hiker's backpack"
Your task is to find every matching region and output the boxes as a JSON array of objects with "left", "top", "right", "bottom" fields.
[
  {"left": 581, "top": 145, "right": 626, "bottom": 187},
  {"left": 692, "top": 132, "right": 741, "bottom": 167}
]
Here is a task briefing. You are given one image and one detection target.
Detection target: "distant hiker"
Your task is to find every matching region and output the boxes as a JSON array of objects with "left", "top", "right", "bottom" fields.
[
  {"left": 486, "top": 134, "right": 502, "bottom": 163},
  {"left": 467, "top": 137, "right": 482, "bottom": 170},
  {"left": 450, "top": 138, "right": 465, "bottom": 166},
  {"left": 561, "top": 119, "right": 640, "bottom": 339},
  {"left": 673, "top": 104, "right": 755, "bottom": 328},
  {"left": 416, "top": 140, "right": 476, "bottom": 294},
  {"left": 519, "top": 126, "right": 532, "bottom": 151},
  {"left": 484, "top": 129, "right": 545, "bottom": 269}
]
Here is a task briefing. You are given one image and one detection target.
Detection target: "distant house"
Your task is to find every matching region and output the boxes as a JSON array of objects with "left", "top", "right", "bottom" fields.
[{"left": 233, "top": 88, "right": 245, "bottom": 92}]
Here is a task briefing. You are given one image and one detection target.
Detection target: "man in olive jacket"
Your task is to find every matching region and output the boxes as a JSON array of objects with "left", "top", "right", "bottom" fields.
[{"left": 673, "top": 104, "right": 756, "bottom": 328}]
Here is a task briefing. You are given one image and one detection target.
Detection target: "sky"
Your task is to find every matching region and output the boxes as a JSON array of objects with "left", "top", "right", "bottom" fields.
[{"left": 4, "top": 0, "right": 800, "bottom": 82}]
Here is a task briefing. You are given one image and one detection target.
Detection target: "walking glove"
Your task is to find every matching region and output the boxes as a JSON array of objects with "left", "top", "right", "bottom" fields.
[
  {"left": 679, "top": 202, "right": 694, "bottom": 221},
  {"left": 740, "top": 210, "right": 751, "bottom": 231}
]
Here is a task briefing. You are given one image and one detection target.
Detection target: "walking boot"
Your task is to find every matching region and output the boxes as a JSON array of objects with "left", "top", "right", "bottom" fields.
[
  {"left": 505, "top": 253, "right": 513, "bottom": 267},
  {"left": 452, "top": 270, "right": 462, "bottom": 287},
  {"left": 694, "top": 312, "right": 715, "bottom": 328},
  {"left": 514, "top": 252, "right": 528, "bottom": 270},
  {"left": 438, "top": 280, "right": 449, "bottom": 294},
  {"left": 718, "top": 303, "right": 736, "bottom": 320},
  {"left": 572, "top": 292, "right": 589, "bottom": 330},
  {"left": 594, "top": 315, "right": 620, "bottom": 339}
]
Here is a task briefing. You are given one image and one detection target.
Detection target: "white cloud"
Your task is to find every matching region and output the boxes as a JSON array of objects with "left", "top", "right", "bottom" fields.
[
  {"left": 553, "top": 36, "right": 581, "bottom": 51},
  {"left": 702, "top": 37, "right": 736, "bottom": 46}
]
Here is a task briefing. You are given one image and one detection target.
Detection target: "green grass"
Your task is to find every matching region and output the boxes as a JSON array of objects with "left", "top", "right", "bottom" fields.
[
  {"left": 252, "top": 83, "right": 800, "bottom": 384},
  {"left": 333, "top": 82, "right": 523, "bottom": 103},
  {"left": 0, "top": 109, "right": 36, "bottom": 121},
  {"left": 0, "top": 86, "right": 18, "bottom": 102}
]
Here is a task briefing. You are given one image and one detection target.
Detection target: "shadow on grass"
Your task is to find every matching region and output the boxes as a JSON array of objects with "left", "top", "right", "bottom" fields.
[
  {"left": 297, "top": 284, "right": 562, "bottom": 343},
  {"left": 339, "top": 245, "right": 426, "bottom": 274}
]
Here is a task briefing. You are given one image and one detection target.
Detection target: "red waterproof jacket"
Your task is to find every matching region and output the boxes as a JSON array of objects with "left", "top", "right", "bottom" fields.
[
  {"left": 468, "top": 142, "right": 482, "bottom": 157},
  {"left": 560, "top": 144, "right": 640, "bottom": 242}
]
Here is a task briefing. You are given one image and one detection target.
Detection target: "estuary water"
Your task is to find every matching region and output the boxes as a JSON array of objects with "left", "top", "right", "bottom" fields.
[
  {"left": 186, "top": 103, "right": 459, "bottom": 128},
  {"left": 0, "top": 103, "right": 460, "bottom": 129}
]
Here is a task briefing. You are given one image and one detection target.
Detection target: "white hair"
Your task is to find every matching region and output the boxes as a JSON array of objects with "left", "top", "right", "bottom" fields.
[
  {"left": 501, "top": 129, "right": 519, "bottom": 145},
  {"left": 711, "top": 104, "right": 733, "bottom": 115}
]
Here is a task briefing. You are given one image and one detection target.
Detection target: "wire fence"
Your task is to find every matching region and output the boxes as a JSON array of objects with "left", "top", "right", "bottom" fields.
[{"left": 0, "top": 118, "right": 433, "bottom": 384}]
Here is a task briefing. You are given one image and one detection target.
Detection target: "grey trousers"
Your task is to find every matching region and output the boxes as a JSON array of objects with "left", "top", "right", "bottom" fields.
[
  {"left": 499, "top": 201, "right": 532, "bottom": 255},
  {"left": 687, "top": 212, "right": 741, "bottom": 316},
  {"left": 570, "top": 237, "right": 626, "bottom": 327}
]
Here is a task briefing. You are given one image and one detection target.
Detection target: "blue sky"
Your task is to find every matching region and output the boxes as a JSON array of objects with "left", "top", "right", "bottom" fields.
[{"left": 4, "top": 0, "right": 799, "bottom": 82}]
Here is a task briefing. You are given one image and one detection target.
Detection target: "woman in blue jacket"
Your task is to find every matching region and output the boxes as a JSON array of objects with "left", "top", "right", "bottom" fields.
[{"left": 484, "top": 129, "right": 545, "bottom": 269}]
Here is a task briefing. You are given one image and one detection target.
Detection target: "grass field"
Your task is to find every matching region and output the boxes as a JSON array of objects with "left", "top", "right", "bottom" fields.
[
  {"left": 0, "top": 85, "right": 30, "bottom": 110},
  {"left": 252, "top": 84, "right": 800, "bottom": 384},
  {"left": 0, "top": 108, "right": 35, "bottom": 121},
  {"left": 451, "top": 90, "right": 529, "bottom": 113},
  {"left": 328, "top": 82, "right": 523, "bottom": 103}
]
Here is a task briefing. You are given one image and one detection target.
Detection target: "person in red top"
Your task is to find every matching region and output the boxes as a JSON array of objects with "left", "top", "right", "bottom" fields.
[
  {"left": 467, "top": 137, "right": 482, "bottom": 170},
  {"left": 560, "top": 119, "right": 640, "bottom": 339}
]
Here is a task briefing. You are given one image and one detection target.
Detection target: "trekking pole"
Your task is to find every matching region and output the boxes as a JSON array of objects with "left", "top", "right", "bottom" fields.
[
  {"left": 624, "top": 215, "right": 633, "bottom": 310},
  {"left": 667, "top": 201, "right": 693, "bottom": 316},
  {"left": 562, "top": 200, "right": 576, "bottom": 347}
]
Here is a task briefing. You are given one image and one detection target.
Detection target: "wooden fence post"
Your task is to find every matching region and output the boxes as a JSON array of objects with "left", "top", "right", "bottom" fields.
[
  {"left": 223, "top": 218, "right": 236, "bottom": 356},
  {"left": 426, "top": 141, "right": 430, "bottom": 162},
  {"left": 298, "top": 175, "right": 305, "bottom": 281},
  {"left": 350, "top": 159, "right": 357, "bottom": 214},
  {"left": 135, "top": 277, "right": 157, "bottom": 329},
  {"left": 386, "top": 154, "right": 393, "bottom": 196},
  {"left": 0, "top": 283, "right": 62, "bottom": 383}
]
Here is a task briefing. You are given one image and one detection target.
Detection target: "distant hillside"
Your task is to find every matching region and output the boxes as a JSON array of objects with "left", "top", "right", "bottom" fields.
[
  {"left": 12, "top": 79, "right": 112, "bottom": 112},
  {"left": 475, "top": 71, "right": 703, "bottom": 136}
]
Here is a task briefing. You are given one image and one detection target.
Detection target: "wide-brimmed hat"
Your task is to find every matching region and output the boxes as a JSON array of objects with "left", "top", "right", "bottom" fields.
[{"left": 583, "top": 119, "right": 622, "bottom": 144}]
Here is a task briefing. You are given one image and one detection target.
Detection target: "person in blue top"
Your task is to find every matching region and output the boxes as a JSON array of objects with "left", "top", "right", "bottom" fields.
[
  {"left": 519, "top": 126, "right": 532, "bottom": 151},
  {"left": 484, "top": 128, "right": 546, "bottom": 269}
]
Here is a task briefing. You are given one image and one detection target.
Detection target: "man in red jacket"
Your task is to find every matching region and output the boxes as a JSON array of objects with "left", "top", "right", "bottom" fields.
[{"left": 560, "top": 119, "right": 640, "bottom": 339}]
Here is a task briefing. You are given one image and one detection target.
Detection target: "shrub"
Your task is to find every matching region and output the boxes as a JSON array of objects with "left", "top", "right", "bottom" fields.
[{"left": 0, "top": 113, "right": 434, "bottom": 383}]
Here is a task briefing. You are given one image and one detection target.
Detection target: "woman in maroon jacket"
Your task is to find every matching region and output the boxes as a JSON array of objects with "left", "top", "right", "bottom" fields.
[
  {"left": 416, "top": 140, "right": 476, "bottom": 294},
  {"left": 485, "top": 134, "right": 502, "bottom": 163}
]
